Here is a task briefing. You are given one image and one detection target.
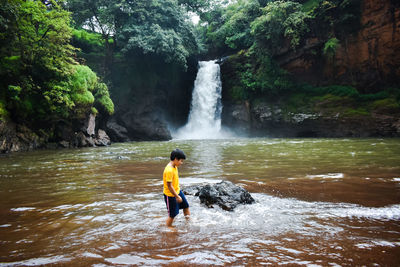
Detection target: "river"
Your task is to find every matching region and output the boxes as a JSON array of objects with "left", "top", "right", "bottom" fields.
[{"left": 0, "top": 138, "right": 400, "bottom": 266}]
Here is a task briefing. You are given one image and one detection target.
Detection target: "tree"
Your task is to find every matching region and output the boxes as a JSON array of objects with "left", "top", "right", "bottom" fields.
[
  {"left": 251, "top": 0, "right": 310, "bottom": 54},
  {"left": 67, "top": 0, "right": 200, "bottom": 70},
  {"left": 0, "top": 0, "right": 113, "bottom": 126},
  {"left": 67, "top": 0, "right": 118, "bottom": 76},
  {"left": 1, "top": 0, "right": 76, "bottom": 80}
]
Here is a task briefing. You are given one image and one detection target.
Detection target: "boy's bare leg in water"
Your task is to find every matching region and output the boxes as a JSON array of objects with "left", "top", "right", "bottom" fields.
[
  {"left": 184, "top": 208, "right": 190, "bottom": 221},
  {"left": 166, "top": 217, "right": 174, "bottom": 227}
]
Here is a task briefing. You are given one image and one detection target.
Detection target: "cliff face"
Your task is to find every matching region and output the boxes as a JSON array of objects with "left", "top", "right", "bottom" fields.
[
  {"left": 278, "top": 0, "right": 400, "bottom": 90},
  {"left": 104, "top": 56, "right": 198, "bottom": 142},
  {"left": 222, "top": 101, "right": 400, "bottom": 138},
  {"left": 221, "top": 0, "right": 400, "bottom": 137},
  {"left": 0, "top": 114, "right": 112, "bottom": 153}
]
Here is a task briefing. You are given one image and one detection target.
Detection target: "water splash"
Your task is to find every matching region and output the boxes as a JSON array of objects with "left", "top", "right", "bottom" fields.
[{"left": 174, "top": 60, "right": 232, "bottom": 139}]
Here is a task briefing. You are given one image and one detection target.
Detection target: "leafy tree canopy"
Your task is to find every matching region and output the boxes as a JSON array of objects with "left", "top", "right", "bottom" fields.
[
  {"left": 206, "top": 0, "right": 262, "bottom": 51},
  {"left": 251, "top": 0, "right": 310, "bottom": 52},
  {"left": 0, "top": 0, "right": 113, "bottom": 127},
  {"left": 67, "top": 0, "right": 200, "bottom": 69}
]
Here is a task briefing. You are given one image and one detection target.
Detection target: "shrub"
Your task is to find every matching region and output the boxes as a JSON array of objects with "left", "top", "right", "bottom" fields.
[
  {"left": 372, "top": 98, "right": 400, "bottom": 111},
  {"left": 72, "top": 29, "right": 104, "bottom": 52},
  {"left": 323, "top": 85, "right": 359, "bottom": 97},
  {"left": 69, "top": 65, "right": 98, "bottom": 93},
  {"left": 323, "top": 38, "right": 340, "bottom": 59},
  {"left": 94, "top": 82, "right": 114, "bottom": 115},
  {"left": 343, "top": 107, "right": 370, "bottom": 117},
  {"left": 0, "top": 100, "right": 8, "bottom": 121}
]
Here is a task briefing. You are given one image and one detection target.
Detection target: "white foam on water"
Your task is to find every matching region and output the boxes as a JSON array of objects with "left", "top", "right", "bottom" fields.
[
  {"left": 153, "top": 177, "right": 221, "bottom": 186},
  {"left": 171, "top": 251, "right": 228, "bottom": 265},
  {"left": 82, "top": 252, "right": 103, "bottom": 258},
  {"left": 306, "top": 173, "right": 344, "bottom": 179},
  {"left": 355, "top": 241, "right": 400, "bottom": 249},
  {"left": 181, "top": 193, "right": 400, "bottom": 234},
  {"left": 180, "top": 177, "right": 222, "bottom": 186},
  {"left": 105, "top": 254, "right": 167, "bottom": 265},
  {"left": 10, "top": 207, "right": 36, "bottom": 212},
  {"left": 0, "top": 256, "right": 71, "bottom": 266}
]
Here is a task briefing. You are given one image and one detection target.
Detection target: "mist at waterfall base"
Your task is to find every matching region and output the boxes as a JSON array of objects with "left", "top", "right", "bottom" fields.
[{"left": 173, "top": 60, "right": 235, "bottom": 140}]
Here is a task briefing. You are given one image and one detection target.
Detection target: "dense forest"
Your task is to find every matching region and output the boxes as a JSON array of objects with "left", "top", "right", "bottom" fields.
[{"left": 1, "top": 0, "right": 399, "bottom": 152}]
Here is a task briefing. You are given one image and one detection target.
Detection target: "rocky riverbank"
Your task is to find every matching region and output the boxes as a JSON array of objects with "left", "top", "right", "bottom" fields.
[
  {"left": 222, "top": 100, "right": 400, "bottom": 138},
  {"left": 0, "top": 113, "right": 111, "bottom": 153}
]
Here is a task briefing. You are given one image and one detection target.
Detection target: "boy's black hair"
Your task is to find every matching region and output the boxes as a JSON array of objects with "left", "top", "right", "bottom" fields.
[{"left": 170, "top": 148, "right": 186, "bottom": 161}]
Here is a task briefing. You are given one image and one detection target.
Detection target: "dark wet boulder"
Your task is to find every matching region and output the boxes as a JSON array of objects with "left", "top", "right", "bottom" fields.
[
  {"left": 106, "top": 117, "right": 130, "bottom": 142},
  {"left": 183, "top": 181, "right": 255, "bottom": 211},
  {"left": 95, "top": 129, "right": 111, "bottom": 146}
]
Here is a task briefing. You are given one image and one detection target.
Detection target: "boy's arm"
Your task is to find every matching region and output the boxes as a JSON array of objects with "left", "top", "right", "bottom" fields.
[{"left": 167, "top": 182, "right": 183, "bottom": 203}]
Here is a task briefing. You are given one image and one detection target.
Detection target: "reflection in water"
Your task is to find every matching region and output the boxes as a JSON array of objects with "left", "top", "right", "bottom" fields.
[
  {"left": 0, "top": 138, "right": 400, "bottom": 266},
  {"left": 188, "top": 140, "right": 223, "bottom": 179}
]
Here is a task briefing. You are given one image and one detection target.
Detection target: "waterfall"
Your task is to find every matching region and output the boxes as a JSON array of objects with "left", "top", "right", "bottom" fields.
[{"left": 174, "top": 60, "right": 229, "bottom": 139}]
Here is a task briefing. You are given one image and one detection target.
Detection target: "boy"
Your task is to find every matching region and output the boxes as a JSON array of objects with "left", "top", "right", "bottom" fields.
[{"left": 163, "top": 148, "right": 190, "bottom": 227}]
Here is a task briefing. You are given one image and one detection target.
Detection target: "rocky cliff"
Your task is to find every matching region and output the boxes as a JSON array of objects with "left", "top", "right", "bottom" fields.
[
  {"left": 278, "top": 0, "right": 400, "bottom": 90},
  {"left": 221, "top": 0, "right": 400, "bottom": 137},
  {"left": 222, "top": 100, "right": 400, "bottom": 137},
  {"left": 0, "top": 113, "right": 111, "bottom": 153},
  {"left": 103, "top": 56, "right": 198, "bottom": 142}
]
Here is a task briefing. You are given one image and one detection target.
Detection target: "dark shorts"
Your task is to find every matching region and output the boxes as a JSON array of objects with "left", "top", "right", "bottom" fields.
[{"left": 164, "top": 191, "right": 189, "bottom": 218}]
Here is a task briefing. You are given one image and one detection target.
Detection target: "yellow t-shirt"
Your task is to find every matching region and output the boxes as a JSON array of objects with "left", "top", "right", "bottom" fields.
[{"left": 163, "top": 164, "right": 180, "bottom": 197}]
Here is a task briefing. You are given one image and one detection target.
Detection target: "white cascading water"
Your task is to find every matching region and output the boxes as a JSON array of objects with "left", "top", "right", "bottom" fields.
[{"left": 174, "top": 60, "right": 228, "bottom": 139}]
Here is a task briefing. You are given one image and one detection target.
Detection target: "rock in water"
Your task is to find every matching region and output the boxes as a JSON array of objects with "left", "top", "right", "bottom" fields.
[{"left": 183, "top": 181, "right": 255, "bottom": 211}]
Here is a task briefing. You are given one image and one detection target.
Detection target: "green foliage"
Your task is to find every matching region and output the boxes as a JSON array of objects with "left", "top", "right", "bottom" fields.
[
  {"left": 7, "top": 85, "right": 22, "bottom": 101},
  {"left": 323, "top": 38, "right": 340, "bottom": 59},
  {"left": 123, "top": 24, "right": 190, "bottom": 68},
  {"left": 321, "top": 85, "right": 359, "bottom": 97},
  {"left": 309, "top": 0, "right": 362, "bottom": 39},
  {"left": 72, "top": 29, "right": 104, "bottom": 52},
  {"left": 203, "top": 0, "right": 311, "bottom": 54},
  {"left": 0, "top": 1, "right": 114, "bottom": 126},
  {"left": 71, "top": 90, "right": 94, "bottom": 108},
  {"left": 251, "top": 1, "right": 311, "bottom": 52},
  {"left": 1, "top": 0, "right": 74, "bottom": 122},
  {"left": 207, "top": 0, "right": 261, "bottom": 50},
  {"left": 94, "top": 82, "right": 114, "bottom": 115},
  {"left": 69, "top": 65, "right": 98, "bottom": 93},
  {"left": 302, "top": 0, "right": 323, "bottom": 11},
  {"left": 68, "top": 0, "right": 200, "bottom": 69},
  {"left": 343, "top": 107, "right": 369, "bottom": 117},
  {"left": 14, "top": 0, "right": 76, "bottom": 76},
  {"left": 44, "top": 65, "right": 113, "bottom": 119},
  {"left": 91, "top": 107, "right": 99, "bottom": 116},
  {"left": 231, "top": 85, "right": 248, "bottom": 101},
  {"left": 372, "top": 98, "right": 400, "bottom": 111},
  {"left": 357, "top": 91, "right": 389, "bottom": 102},
  {"left": 0, "top": 100, "right": 8, "bottom": 121},
  {"left": 178, "top": 0, "right": 221, "bottom": 13},
  {"left": 68, "top": 0, "right": 116, "bottom": 38},
  {"left": 224, "top": 49, "right": 294, "bottom": 101}
]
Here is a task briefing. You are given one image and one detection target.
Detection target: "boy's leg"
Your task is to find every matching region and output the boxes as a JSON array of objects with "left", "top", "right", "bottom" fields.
[
  {"left": 183, "top": 208, "right": 190, "bottom": 218},
  {"left": 164, "top": 194, "right": 178, "bottom": 226},
  {"left": 179, "top": 191, "right": 190, "bottom": 218},
  {"left": 166, "top": 216, "right": 174, "bottom": 227}
]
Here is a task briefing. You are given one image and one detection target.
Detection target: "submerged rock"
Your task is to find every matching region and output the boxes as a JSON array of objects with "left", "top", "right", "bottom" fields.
[{"left": 183, "top": 181, "right": 255, "bottom": 211}]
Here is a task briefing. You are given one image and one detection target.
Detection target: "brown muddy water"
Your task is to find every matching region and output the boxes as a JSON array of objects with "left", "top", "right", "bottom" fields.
[{"left": 0, "top": 138, "right": 399, "bottom": 266}]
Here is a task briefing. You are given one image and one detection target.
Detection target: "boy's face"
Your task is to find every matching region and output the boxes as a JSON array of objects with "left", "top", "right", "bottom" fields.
[{"left": 173, "top": 158, "right": 184, "bottom": 167}]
